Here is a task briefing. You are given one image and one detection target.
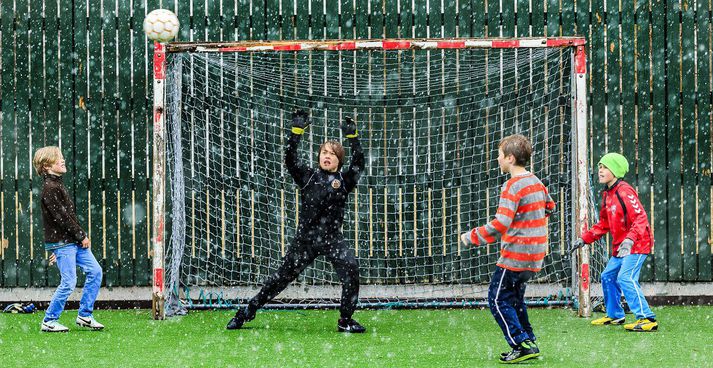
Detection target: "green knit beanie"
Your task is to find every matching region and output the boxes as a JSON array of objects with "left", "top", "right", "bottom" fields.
[{"left": 599, "top": 152, "right": 629, "bottom": 178}]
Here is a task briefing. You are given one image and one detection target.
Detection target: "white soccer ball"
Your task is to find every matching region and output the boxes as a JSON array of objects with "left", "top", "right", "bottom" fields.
[{"left": 143, "top": 9, "right": 179, "bottom": 42}]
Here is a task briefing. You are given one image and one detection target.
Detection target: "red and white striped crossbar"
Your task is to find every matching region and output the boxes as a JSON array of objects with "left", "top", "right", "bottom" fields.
[{"left": 166, "top": 37, "right": 586, "bottom": 53}]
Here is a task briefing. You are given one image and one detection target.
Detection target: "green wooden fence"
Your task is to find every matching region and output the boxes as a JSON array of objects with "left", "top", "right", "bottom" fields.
[{"left": 0, "top": 0, "right": 710, "bottom": 288}]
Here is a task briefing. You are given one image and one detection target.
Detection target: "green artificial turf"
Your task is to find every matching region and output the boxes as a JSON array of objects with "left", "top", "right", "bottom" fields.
[{"left": 0, "top": 306, "right": 709, "bottom": 367}]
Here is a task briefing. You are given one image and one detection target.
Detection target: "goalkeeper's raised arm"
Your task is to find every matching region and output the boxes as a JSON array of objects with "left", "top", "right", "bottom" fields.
[
  {"left": 340, "top": 116, "right": 364, "bottom": 193},
  {"left": 285, "top": 109, "right": 313, "bottom": 188}
]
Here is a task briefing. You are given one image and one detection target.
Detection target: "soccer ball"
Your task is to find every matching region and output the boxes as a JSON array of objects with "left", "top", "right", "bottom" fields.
[{"left": 143, "top": 9, "right": 179, "bottom": 43}]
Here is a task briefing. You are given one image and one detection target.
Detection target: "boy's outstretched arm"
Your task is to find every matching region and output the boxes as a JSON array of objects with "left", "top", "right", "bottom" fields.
[
  {"left": 581, "top": 200, "right": 610, "bottom": 244},
  {"left": 544, "top": 187, "right": 556, "bottom": 217},
  {"left": 461, "top": 182, "right": 519, "bottom": 246}
]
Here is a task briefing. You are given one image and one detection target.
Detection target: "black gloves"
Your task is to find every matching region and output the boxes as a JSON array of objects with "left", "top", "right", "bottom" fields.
[
  {"left": 291, "top": 111, "right": 358, "bottom": 138},
  {"left": 291, "top": 110, "right": 310, "bottom": 135},
  {"left": 341, "top": 116, "right": 358, "bottom": 138}
]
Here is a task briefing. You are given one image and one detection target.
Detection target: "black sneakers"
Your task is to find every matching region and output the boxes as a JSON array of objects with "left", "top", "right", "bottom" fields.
[
  {"left": 227, "top": 310, "right": 366, "bottom": 333},
  {"left": 337, "top": 318, "right": 366, "bottom": 333},
  {"left": 226, "top": 308, "right": 254, "bottom": 330},
  {"left": 499, "top": 340, "right": 540, "bottom": 364}
]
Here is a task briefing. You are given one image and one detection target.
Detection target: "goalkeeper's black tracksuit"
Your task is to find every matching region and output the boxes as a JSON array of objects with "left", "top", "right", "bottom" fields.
[{"left": 244, "top": 133, "right": 365, "bottom": 319}]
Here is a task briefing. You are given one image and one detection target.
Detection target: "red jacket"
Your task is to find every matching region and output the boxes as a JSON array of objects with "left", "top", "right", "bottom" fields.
[{"left": 581, "top": 180, "right": 653, "bottom": 255}]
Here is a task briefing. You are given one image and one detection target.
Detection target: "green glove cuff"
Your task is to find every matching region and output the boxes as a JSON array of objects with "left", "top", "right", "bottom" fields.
[
  {"left": 291, "top": 127, "right": 305, "bottom": 135},
  {"left": 345, "top": 131, "right": 358, "bottom": 139}
]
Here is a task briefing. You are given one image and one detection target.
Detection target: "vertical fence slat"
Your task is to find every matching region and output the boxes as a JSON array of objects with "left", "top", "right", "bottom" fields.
[
  {"left": 576, "top": 0, "right": 588, "bottom": 37},
  {"left": 398, "top": 0, "right": 415, "bottom": 283},
  {"left": 73, "top": 0, "right": 89, "bottom": 289},
  {"left": 606, "top": 0, "right": 621, "bottom": 154},
  {"left": 87, "top": 0, "right": 104, "bottom": 287},
  {"left": 367, "top": 0, "right": 384, "bottom": 282},
  {"left": 516, "top": 0, "right": 529, "bottom": 37},
  {"left": 487, "top": 0, "right": 499, "bottom": 37},
  {"left": 428, "top": 0, "right": 443, "bottom": 282},
  {"left": 1, "top": 1, "right": 16, "bottom": 287},
  {"left": 561, "top": 0, "right": 575, "bottom": 36},
  {"left": 501, "top": 0, "right": 515, "bottom": 37},
  {"left": 697, "top": 0, "right": 712, "bottom": 281},
  {"left": 546, "top": 0, "right": 559, "bottom": 37},
  {"left": 590, "top": 0, "right": 606, "bottom": 169},
  {"left": 651, "top": 0, "right": 668, "bottom": 281},
  {"left": 102, "top": 0, "right": 120, "bottom": 287},
  {"left": 531, "top": 0, "right": 544, "bottom": 36},
  {"left": 636, "top": 0, "right": 654, "bottom": 281},
  {"left": 43, "top": 0, "right": 62, "bottom": 288},
  {"left": 382, "top": 0, "right": 400, "bottom": 282},
  {"left": 132, "top": 0, "right": 150, "bottom": 287},
  {"left": 621, "top": 2, "right": 636, "bottom": 163},
  {"left": 29, "top": 0, "right": 46, "bottom": 287},
  {"left": 443, "top": 1, "right": 457, "bottom": 282},
  {"left": 412, "top": 0, "right": 428, "bottom": 283},
  {"left": 666, "top": 0, "right": 683, "bottom": 281},
  {"left": 682, "top": 0, "right": 698, "bottom": 281},
  {"left": 117, "top": 0, "right": 134, "bottom": 286},
  {"left": 15, "top": 0, "right": 32, "bottom": 288}
]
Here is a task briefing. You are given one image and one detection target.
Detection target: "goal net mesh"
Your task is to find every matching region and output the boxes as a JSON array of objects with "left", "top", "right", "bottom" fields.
[{"left": 162, "top": 44, "right": 605, "bottom": 316}]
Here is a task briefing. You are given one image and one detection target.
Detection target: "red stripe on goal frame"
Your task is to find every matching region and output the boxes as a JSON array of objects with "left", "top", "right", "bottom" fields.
[
  {"left": 274, "top": 44, "right": 303, "bottom": 51},
  {"left": 383, "top": 41, "right": 412, "bottom": 49}
]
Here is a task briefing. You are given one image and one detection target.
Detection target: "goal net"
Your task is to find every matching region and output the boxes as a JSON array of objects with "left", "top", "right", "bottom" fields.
[{"left": 155, "top": 39, "right": 604, "bottom": 317}]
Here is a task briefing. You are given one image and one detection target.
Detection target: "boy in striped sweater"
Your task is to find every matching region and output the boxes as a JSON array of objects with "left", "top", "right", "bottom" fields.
[{"left": 461, "top": 134, "right": 555, "bottom": 364}]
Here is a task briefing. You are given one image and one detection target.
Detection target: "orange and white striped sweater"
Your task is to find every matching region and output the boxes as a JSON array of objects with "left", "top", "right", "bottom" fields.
[{"left": 468, "top": 172, "right": 555, "bottom": 272}]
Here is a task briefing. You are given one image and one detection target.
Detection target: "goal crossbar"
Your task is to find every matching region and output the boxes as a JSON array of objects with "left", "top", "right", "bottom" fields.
[{"left": 165, "top": 37, "right": 586, "bottom": 53}]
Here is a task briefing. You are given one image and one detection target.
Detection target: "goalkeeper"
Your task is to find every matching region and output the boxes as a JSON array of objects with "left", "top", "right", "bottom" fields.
[{"left": 227, "top": 110, "right": 366, "bottom": 333}]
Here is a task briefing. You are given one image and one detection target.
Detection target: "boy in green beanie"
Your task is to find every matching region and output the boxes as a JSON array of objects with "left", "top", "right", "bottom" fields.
[{"left": 569, "top": 153, "right": 658, "bottom": 332}]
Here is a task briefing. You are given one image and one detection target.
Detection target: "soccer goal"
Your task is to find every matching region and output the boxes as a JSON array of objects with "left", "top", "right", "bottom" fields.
[{"left": 150, "top": 37, "right": 603, "bottom": 319}]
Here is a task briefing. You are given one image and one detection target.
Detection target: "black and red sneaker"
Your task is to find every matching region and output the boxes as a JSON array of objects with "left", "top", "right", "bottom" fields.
[{"left": 337, "top": 318, "right": 366, "bottom": 333}]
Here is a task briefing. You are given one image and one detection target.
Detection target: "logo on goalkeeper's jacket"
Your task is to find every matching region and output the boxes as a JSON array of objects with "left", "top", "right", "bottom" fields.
[{"left": 331, "top": 179, "right": 341, "bottom": 189}]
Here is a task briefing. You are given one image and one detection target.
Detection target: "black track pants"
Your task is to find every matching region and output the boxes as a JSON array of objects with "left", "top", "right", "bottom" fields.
[{"left": 247, "top": 240, "right": 360, "bottom": 319}]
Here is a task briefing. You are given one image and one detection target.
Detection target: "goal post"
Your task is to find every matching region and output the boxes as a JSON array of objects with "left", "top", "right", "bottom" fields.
[
  {"left": 151, "top": 37, "right": 597, "bottom": 319},
  {"left": 571, "top": 45, "right": 593, "bottom": 317},
  {"left": 152, "top": 41, "right": 168, "bottom": 320}
]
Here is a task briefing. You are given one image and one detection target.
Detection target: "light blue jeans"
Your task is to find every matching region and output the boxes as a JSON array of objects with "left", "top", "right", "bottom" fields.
[
  {"left": 601, "top": 254, "right": 655, "bottom": 320},
  {"left": 44, "top": 244, "right": 103, "bottom": 322}
]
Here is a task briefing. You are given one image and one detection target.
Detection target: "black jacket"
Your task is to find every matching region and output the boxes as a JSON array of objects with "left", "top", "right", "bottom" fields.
[
  {"left": 285, "top": 134, "right": 364, "bottom": 244},
  {"left": 40, "top": 174, "right": 86, "bottom": 243}
]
